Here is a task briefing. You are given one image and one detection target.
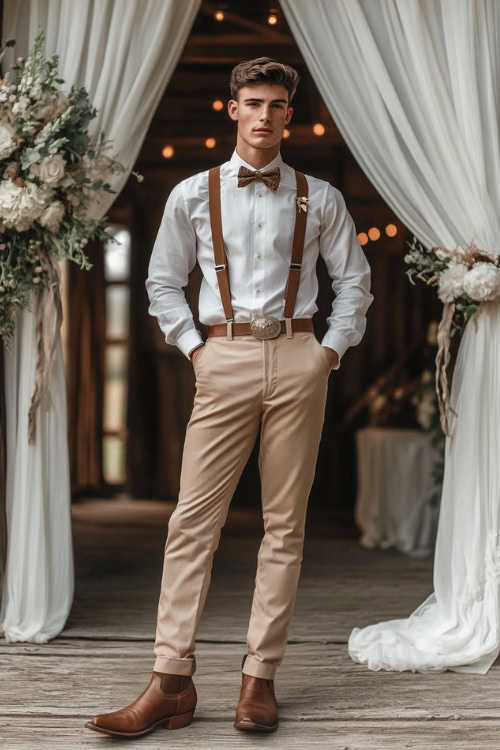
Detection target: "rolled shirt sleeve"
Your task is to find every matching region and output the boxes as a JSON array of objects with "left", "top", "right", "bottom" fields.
[
  {"left": 145, "top": 181, "right": 204, "bottom": 359},
  {"left": 319, "top": 184, "right": 373, "bottom": 370}
]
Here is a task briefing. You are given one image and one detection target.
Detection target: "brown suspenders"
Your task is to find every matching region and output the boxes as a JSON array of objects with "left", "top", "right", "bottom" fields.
[{"left": 208, "top": 166, "right": 309, "bottom": 338}]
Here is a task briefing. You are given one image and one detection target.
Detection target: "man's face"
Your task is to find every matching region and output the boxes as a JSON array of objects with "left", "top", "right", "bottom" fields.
[{"left": 228, "top": 83, "right": 293, "bottom": 150}]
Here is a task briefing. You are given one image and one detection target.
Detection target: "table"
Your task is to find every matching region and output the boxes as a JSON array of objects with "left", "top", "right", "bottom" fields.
[{"left": 355, "top": 427, "right": 440, "bottom": 557}]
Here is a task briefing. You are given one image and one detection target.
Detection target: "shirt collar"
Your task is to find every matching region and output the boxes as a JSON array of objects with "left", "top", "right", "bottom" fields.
[{"left": 227, "top": 147, "right": 284, "bottom": 175}]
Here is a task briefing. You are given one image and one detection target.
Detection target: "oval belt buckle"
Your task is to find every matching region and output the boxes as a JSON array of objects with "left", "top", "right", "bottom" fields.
[{"left": 249, "top": 315, "right": 281, "bottom": 340}]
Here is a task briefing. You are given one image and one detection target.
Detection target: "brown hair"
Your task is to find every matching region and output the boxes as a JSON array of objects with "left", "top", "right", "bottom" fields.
[{"left": 230, "top": 57, "right": 300, "bottom": 103}]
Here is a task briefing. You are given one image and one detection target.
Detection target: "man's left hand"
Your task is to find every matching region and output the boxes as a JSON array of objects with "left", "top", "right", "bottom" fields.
[{"left": 322, "top": 346, "right": 339, "bottom": 370}]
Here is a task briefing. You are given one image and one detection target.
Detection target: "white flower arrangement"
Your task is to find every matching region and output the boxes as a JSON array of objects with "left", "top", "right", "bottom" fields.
[
  {"left": 405, "top": 238, "right": 500, "bottom": 337},
  {"left": 405, "top": 238, "right": 500, "bottom": 434},
  {"left": 0, "top": 30, "right": 142, "bottom": 342}
]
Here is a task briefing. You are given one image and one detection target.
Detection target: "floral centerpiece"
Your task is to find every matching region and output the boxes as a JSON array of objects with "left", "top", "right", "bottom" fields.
[
  {"left": 405, "top": 238, "right": 500, "bottom": 434},
  {"left": 0, "top": 31, "right": 141, "bottom": 442}
]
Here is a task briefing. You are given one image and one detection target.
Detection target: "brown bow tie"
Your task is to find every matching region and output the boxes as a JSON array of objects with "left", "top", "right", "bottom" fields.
[{"left": 237, "top": 165, "right": 280, "bottom": 192}]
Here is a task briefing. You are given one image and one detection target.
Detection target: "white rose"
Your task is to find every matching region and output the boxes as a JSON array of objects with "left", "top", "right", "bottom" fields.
[
  {"left": 0, "top": 121, "right": 17, "bottom": 160},
  {"left": 39, "top": 200, "right": 65, "bottom": 233},
  {"left": 438, "top": 261, "right": 467, "bottom": 303},
  {"left": 463, "top": 262, "right": 500, "bottom": 302},
  {"left": 0, "top": 179, "right": 51, "bottom": 231},
  {"left": 38, "top": 154, "right": 66, "bottom": 185}
]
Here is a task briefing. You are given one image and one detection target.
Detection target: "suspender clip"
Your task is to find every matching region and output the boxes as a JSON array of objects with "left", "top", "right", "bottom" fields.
[
  {"left": 215, "top": 264, "right": 227, "bottom": 272},
  {"left": 290, "top": 263, "right": 302, "bottom": 270},
  {"left": 226, "top": 320, "right": 234, "bottom": 340}
]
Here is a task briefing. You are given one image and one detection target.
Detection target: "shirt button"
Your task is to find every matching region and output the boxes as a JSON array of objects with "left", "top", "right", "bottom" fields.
[
  {"left": 258, "top": 193, "right": 262, "bottom": 197},
  {"left": 256, "top": 254, "right": 262, "bottom": 259},
  {"left": 256, "top": 289, "right": 261, "bottom": 294},
  {"left": 257, "top": 223, "right": 262, "bottom": 228}
]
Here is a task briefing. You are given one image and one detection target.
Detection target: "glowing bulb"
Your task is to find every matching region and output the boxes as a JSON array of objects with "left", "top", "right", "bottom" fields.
[
  {"left": 161, "top": 145, "right": 174, "bottom": 159},
  {"left": 313, "top": 123, "right": 325, "bottom": 136},
  {"left": 358, "top": 232, "right": 369, "bottom": 246},
  {"left": 205, "top": 137, "right": 216, "bottom": 149},
  {"left": 268, "top": 14, "right": 278, "bottom": 25},
  {"left": 215, "top": 10, "right": 224, "bottom": 21},
  {"left": 212, "top": 99, "right": 224, "bottom": 111},
  {"left": 385, "top": 223, "right": 397, "bottom": 237},
  {"left": 283, "top": 128, "right": 290, "bottom": 138},
  {"left": 368, "top": 227, "right": 381, "bottom": 241}
]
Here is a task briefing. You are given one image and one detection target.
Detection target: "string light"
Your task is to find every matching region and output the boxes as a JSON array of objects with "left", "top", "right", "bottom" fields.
[
  {"left": 214, "top": 10, "right": 224, "bottom": 21},
  {"left": 385, "top": 223, "right": 398, "bottom": 236},
  {"left": 162, "top": 145, "right": 174, "bottom": 159},
  {"left": 212, "top": 99, "right": 224, "bottom": 111},
  {"left": 358, "top": 232, "right": 369, "bottom": 246},
  {"left": 268, "top": 7, "right": 278, "bottom": 24},
  {"left": 205, "top": 137, "right": 216, "bottom": 149},
  {"left": 313, "top": 123, "right": 325, "bottom": 136},
  {"left": 368, "top": 227, "right": 381, "bottom": 241}
]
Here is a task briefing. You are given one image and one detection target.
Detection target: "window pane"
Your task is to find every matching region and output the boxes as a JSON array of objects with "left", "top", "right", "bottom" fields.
[
  {"left": 104, "top": 226, "right": 131, "bottom": 281},
  {"left": 104, "top": 344, "right": 128, "bottom": 432},
  {"left": 106, "top": 285, "right": 130, "bottom": 339},
  {"left": 103, "top": 436, "right": 126, "bottom": 484}
]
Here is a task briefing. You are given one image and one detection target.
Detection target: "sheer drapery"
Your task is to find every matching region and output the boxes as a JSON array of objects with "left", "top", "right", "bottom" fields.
[
  {"left": 281, "top": 0, "right": 500, "bottom": 672},
  {"left": 0, "top": 0, "right": 201, "bottom": 643}
]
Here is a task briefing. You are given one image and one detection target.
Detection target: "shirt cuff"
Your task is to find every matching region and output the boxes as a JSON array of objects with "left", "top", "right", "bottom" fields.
[
  {"left": 177, "top": 329, "right": 204, "bottom": 359},
  {"left": 320, "top": 331, "right": 350, "bottom": 371}
]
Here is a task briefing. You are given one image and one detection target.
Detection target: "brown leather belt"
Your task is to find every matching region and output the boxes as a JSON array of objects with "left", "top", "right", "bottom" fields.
[{"left": 208, "top": 318, "right": 314, "bottom": 337}]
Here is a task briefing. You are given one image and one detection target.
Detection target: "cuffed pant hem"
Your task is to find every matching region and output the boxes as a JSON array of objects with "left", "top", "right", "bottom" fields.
[
  {"left": 242, "top": 655, "right": 277, "bottom": 679},
  {"left": 153, "top": 656, "right": 196, "bottom": 676}
]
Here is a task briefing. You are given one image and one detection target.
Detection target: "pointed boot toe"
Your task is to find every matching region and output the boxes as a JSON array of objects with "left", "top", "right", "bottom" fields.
[
  {"left": 84, "top": 672, "right": 196, "bottom": 737},
  {"left": 234, "top": 673, "right": 278, "bottom": 733}
]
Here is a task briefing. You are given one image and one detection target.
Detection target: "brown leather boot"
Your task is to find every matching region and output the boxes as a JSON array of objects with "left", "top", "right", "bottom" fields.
[
  {"left": 84, "top": 671, "right": 196, "bottom": 738},
  {"left": 234, "top": 656, "right": 278, "bottom": 732}
]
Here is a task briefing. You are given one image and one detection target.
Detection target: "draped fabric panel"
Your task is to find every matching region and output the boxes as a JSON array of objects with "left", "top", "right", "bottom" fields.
[
  {"left": 281, "top": 0, "right": 500, "bottom": 672},
  {"left": 0, "top": 344, "right": 6, "bottom": 601},
  {"left": 0, "top": 0, "right": 201, "bottom": 643}
]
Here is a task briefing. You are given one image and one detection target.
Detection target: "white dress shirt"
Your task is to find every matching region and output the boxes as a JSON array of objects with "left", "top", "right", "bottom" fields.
[{"left": 146, "top": 147, "right": 373, "bottom": 369}]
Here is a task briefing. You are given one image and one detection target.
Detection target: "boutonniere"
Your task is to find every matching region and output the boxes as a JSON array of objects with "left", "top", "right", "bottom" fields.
[{"left": 296, "top": 195, "right": 309, "bottom": 213}]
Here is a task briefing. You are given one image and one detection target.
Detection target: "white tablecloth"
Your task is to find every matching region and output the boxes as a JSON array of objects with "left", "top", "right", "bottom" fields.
[{"left": 354, "top": 427, "right": 440, "bottom": 557}]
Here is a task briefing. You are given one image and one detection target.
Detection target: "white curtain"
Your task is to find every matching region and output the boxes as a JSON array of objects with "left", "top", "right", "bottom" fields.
[
  {"left": 281, "top": 0, "right": 500, "bottom": 673},
  {"left": 0, "top": 0, "right": 201, "bottom": 643}
]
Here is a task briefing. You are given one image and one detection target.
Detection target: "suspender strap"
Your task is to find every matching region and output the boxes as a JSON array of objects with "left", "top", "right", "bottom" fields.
[
  {"left": 208, "top": 165, "right": 309, "bottom": 331},
  {"left": 283, "top": 170, "right": 308, "bottom": 320},
  {"left": 208, "top": 166, "right": 234, "bottom": 323}
]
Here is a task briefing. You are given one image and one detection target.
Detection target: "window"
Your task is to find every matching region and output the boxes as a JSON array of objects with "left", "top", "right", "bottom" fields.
[{"left": 103, "top": 225, "right": 131, "bottom": 485}]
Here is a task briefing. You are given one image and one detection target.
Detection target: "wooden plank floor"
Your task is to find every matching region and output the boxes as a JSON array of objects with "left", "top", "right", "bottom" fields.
[{"left": 2, "top": 498, "right": 500, "bottom": 748}]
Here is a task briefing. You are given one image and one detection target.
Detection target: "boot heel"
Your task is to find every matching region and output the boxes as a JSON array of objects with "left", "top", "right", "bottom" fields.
[{"left": 163, "top": 709, "right": 195, "bottom": 730}]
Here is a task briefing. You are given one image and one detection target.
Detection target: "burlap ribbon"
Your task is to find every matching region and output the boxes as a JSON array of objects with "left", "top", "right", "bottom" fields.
[
  {"left": 435, "top": 302, "right": 457, "bottom": 436},
  {"left": 28, "top": 252, "right": 63, "bottom": 444}
]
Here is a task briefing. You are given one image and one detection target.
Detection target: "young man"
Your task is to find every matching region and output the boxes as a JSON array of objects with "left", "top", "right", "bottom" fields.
[{"left": 85, "top": 57, "right": 372, "bottom": 738}]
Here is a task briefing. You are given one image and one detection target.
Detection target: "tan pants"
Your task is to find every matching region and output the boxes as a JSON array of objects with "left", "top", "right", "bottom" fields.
[{"left": 153, "top": 330, "right": 331, "bottom": 679}]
